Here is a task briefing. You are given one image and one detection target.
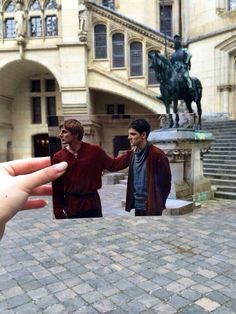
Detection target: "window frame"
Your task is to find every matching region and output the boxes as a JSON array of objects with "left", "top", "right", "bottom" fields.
[
  {"left": 4, "top": 18, "right": 15, "bottom": 38},
  {"left": 160, "top": 4, "right": 172, "bottom": 37},
  {"left": 94, "top": 24, "right": 107, "bottom": 59},
  {"left": 130, "top": 41, "right": 143, "bottom": 77},
  {"left": 29, "top": 16, "right": 42, "bottom": 37},
  {"left": 31, "top": 96, "right": 42, "bottom": 124},
  {"left": 147, "top": 50, "right": 159, "bottom": 85},
  {"left": 112, "top": 32, "right": 125, "bottom": 68},
  {"left": 45, "top": 15, "right": 58, "bottom": 36}
]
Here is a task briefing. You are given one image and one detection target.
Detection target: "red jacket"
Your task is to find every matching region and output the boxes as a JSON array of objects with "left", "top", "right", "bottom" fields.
[
  {"left": 125, "top": 144, "right": 171, "bottom": 215},
  {"left": 53, "top": 142, "right": 132, "bottom": 218}
]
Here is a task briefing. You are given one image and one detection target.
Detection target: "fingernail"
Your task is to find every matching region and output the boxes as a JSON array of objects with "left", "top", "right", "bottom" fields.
[{"left": 54, "top": 162, "right": 68, "bottom": 172}]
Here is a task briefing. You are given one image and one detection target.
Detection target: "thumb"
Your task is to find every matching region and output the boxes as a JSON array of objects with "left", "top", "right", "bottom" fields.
[{"left": 18, "top": 162, "right": 68, "bottom": 193}]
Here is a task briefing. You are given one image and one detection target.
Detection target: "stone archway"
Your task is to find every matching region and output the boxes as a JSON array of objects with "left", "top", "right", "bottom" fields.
[{"left": 0, "top": 59, "right": 61, "bottom": 160}]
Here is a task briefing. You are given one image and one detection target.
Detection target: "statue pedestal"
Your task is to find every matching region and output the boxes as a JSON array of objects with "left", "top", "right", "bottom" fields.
[{"left": 148, "top": 128, "right": 214, "bottom": 204}]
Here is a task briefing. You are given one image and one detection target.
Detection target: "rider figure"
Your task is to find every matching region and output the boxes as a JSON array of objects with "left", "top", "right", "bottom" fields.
[{"left": 170, "top": 34, "right": 196, "bottom": 100}]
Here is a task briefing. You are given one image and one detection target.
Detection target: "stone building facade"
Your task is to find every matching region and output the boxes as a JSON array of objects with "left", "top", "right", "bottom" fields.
[{"left": 0, "top": 0, "right": 235, "bottom": 160}]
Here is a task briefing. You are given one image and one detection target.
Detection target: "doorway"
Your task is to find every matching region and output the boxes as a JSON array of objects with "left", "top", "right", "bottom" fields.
[
  {"left": 113, "top": 135, "right": 130, "bottom": 156},
  {"left": 33, "top": 134, "right": 49, "bottom": 157}
]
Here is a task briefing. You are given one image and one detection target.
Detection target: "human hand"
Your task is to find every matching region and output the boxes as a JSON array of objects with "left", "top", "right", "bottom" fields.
[{"left": 0, "top": 157, "right": 68, "bottom": 239}]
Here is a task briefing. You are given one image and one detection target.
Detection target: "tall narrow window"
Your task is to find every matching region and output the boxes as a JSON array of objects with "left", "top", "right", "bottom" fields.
[
  {"left": 32, "top": 97, "right": 42, "bottom": 124},
  {"left": 4, "top": 18, "right": 15, "bottom": 38},
  {"left": 112, "top": 33, "right": 125, "bottom": 68},
  {"left": 148, "top": 50, "right": 159, "bottom": 85},
  {"left": 130, "top": 42, "right": 143, "bottom": 77},
  {"left": 45, "top": 15, "right": 58, "bottom": 36},
  {"left": 160, "top": 5, "right": 172, "bottom": 37},
  {"left": 94, "top": 24, "right": 107, "bottom": 59},
  {"left": 30, "top": 17, "right": 42, "bottom": 37},
  {"left": 228, "top": 0, "right": 236, "bottom": 10},
  {"left": 46, "top": 96, "right": 56, "bottom": 116},
  {"left": 103, "top": 0, "right": 114, "bottom": 9}
]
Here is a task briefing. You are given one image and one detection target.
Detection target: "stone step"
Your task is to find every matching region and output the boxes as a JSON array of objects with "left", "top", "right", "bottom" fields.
[
  {"left": 202, "top": 121, "right": 236, "bottom": 128},
  {"left": 203, "top": 168, "right": 236, "bottom": 174},
  {"left": 203, "top": 159, "right": 236, "bottom": 164},
  {"left": 208, "top": 178, "right": 236, "bottom": 186},
  {"left": 203, "top": 163, "right": 236, "bottom": 170},
  {"left": 213, "top": 136, "right": 236, "bottom": 140},
  {"left": 205, "top": 172, "right": 236, "bottom": 180},
  {"left": 215, "top": 185, "right": 236, "bottom": 193},
  {"left": 203, "top": 155, "right": 236, "bottom": 160},
  {"left": 206, "top": 150, "right": 236, "bottom": 155},
  {"left": 211, "top": 138, "right": 236, "bottom": 142},
  {"left": 212, "top": 130, "right": 236, "bottom": 135},
  {"left": 209, "top": 146, "right": 236, "bottom": 151},
  {"left": 214, "top": 191, "right": 236, "bottom": 200}
]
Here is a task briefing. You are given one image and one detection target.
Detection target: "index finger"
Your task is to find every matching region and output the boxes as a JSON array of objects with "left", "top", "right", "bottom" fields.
[
  {"left": 0, "top": 157, "right": 51, "bottom": 176},
  {"left": 17, "top": 162, "right": 68, "bottom": 193}
]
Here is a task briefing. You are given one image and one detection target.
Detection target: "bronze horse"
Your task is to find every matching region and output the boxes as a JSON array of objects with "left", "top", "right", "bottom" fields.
[{"left": 148, "top": 50, "right": 202, "bottom": 129}]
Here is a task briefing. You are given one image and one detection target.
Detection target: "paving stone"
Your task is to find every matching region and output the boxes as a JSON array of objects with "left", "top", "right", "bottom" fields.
[
  {"left": 27, "top": 287, "right": 49, "bottom": 301},
  {"left": 7, "top": 294, "right": 31, "bottom": 309},
  {"left": 92, "top": 299, "right": 117, "bottom": 313},
  {"left": 44, "top": 303, "right": 67, "bottom": 314},
  {"left": 206, "top": 290, "right": 230, "bottom": 305},
  {"left": 137, "top": 293, "right": 161, "bottom": 308},
  {"left": 2, "top": 286, "right": 24, "bottom": 298},
  {"left": 181, "top": 304, "right": 208, "bottom": 313},
  {"left": 152, "top": 301, "right": 177, "bottom": 313},
  {"left": 110, "top": 292, "right": 131, "bottom": 306},
  {"left": 55, "top": 288, "right": 77, "bottom": 302},
  {"left": 178, "top": 288, "right": 202, "bottom": 302},
  {"left": 196, "top": 297, "right": 221, "bottom": 311}
]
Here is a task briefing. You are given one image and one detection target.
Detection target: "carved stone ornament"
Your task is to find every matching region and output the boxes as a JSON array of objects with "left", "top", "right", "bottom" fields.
[{"left": 166, "top": 149, "right": 192, "bottom": 162}]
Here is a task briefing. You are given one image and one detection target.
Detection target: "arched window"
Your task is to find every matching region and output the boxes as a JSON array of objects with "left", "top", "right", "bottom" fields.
[
  {"left": 45, "top": 0, "right": 57, "bottom": 9},
  {"left": 94, "top": 24, "right": 107, "bottom": 59},
  {"left": 112, "top": 33, "right": 124, "bottom": 68},
  {"left": 148, "top": 50, "right": 159, "bottom": 85},
  {"left": 3, "top": 1, "right": 16, "bottom": 39},
  {"left": 29, "top": 0, "right": 42, "bottom": 37},
  {"left": 130, "top": 41, "right": 143, "bottom": 76},
  {"left": 5, "top": 1, "right": 15, "bottom": 12},
  {"left": 45, "top": 0, "right": 58, "bottom": 36},
  {"left": 30, "top": 0, "right": 41, "bottom": 10}
]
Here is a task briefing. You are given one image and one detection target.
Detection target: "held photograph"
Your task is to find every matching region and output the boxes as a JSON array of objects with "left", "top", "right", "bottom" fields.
[{"left": 48, "top": 114, "right": 171, "bottom": 219}]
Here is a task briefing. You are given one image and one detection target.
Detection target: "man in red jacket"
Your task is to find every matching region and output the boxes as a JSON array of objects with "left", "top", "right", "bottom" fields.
[
  {"left": 52, "top": 119, "right": 132, "bottom": 219},
  {"left": 125, "top": 119, "right": 171, "bottom": 216}
]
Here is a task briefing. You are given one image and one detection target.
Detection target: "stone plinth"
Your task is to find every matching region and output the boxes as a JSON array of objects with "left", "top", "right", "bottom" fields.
[{"left": 148, "top": 128, "right": 214, "bottom": 203}]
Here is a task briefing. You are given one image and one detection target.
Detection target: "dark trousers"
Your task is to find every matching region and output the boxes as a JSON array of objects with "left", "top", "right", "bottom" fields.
[
  {"left": 68, "top": 208, "right": 102, "bottom": 219},
  {"left": 135, "top": 209, "right": 163, "bottom": 216},
  {"left": 135, "top": 209, "right": 146, "bottom": 216}
]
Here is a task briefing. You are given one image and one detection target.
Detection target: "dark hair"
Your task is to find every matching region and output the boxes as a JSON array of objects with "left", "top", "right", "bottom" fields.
[
  {"left": 59, "top": 119, "right": 84, "bottom": 140},
  {"left": 128, "top": 119, "right": 151, "bottom": 138}
]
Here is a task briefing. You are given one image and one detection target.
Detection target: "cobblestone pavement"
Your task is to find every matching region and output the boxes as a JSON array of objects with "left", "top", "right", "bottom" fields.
[{"left": 1, "top": 183, "right": 236, "bottom": 313}]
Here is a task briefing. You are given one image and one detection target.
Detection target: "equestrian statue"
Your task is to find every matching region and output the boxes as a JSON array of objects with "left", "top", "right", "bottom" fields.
[{"left": 149, "top": 34, "right": 202, "bottom": 129}]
